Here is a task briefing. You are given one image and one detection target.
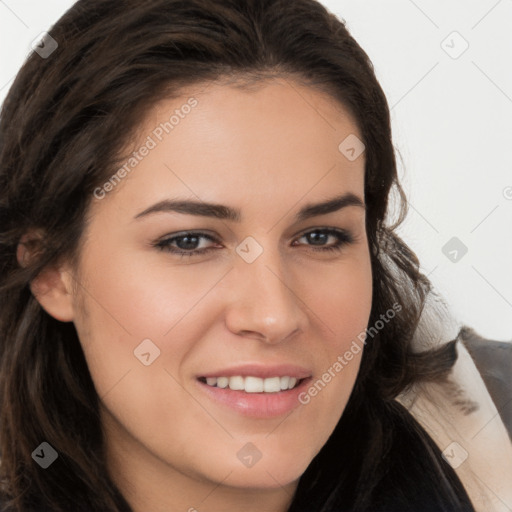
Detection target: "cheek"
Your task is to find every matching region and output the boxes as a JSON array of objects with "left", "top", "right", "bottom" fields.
[
  {"left": 296, "top": 248, "right": 373, "bottom": 345},
  {"left": 76, "top": 244, "right": 228, "bottom": 337},
  {"left": 293, "top": 254, "right": 372, "bottom": 437}
]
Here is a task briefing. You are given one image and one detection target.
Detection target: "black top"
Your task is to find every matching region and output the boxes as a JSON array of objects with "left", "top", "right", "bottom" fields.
[
  {"left": 287, "top": 396, "right": 476, "bottom": 512},
  {"left": 461, "top": 326, "right": 512, "bottom": 439}
]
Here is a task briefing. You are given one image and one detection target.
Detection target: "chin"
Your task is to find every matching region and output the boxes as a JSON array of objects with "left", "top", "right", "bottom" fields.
[
  {"left": 196, "top": 442, "right": 314, "bottom": 490},
  {"left": 217, "top": 461, "right": 306, "bottom": 490}
]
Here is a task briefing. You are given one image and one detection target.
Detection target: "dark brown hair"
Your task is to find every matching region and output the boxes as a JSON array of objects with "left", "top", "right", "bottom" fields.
[{"left": 0, "top": 1, "right": 472, "bottom": 510}]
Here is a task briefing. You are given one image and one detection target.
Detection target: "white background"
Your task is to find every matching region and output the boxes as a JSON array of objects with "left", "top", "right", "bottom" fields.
[{"left": 1, "top": 0, "right": 511, "bottom": 341}]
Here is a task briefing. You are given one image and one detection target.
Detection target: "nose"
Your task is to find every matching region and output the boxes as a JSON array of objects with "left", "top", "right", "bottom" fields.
[{"left": 224, "top": 245, "right": 308, "bottom": 344}]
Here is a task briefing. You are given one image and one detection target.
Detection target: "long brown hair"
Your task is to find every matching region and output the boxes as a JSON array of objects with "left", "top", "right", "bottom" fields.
[{"left": 0, "top": 1, "right": 469, "bottom": 510}]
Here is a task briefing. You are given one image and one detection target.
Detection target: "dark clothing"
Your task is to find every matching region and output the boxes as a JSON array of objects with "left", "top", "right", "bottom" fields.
[
  {"left": 288, "top": 396, "right": 475, "bottom": 512},
  {"left": 460, "top": 327, "right": 512, "bottom": 440}
]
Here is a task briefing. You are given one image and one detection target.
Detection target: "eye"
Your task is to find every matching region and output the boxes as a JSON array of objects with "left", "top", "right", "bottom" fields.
[
  {"left": 153, "top": 227, "right": 355, "bottom": 259},
  {"left": 153, "top": 232, "right": 220, "bottom": 258},
  {"left": 293, "top": 227, "right": 355, "bottom": 253}
]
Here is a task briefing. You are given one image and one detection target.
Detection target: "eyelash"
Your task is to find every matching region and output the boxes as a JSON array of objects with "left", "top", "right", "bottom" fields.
[{"left": 153, "top": 228, "right": 355, "bottom": 259}]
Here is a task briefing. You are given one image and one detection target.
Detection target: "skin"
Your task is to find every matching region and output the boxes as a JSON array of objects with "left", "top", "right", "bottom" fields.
[{"left": 22, "top": 77, "right": 372, "bottom": 512}]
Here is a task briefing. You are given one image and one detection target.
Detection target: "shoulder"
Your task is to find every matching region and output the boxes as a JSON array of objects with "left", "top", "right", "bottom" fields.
[
  {"left": 460, "top": 326, "right": 512, "bottom": 438},
  {"left": 289, "top": 395, "right": 475, "bottom": 512},
  {"left": 368, "top": 400, "right": 476, "bottom": 512}
]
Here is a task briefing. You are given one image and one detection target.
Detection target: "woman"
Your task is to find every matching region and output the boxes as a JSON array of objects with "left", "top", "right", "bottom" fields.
[{"left": 0, "top": 0, "right": 507, "bottom": 510}]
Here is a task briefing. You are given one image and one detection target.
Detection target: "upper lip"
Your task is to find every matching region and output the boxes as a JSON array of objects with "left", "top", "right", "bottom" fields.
[{"left": 198, "top": 364, "right": 312, "bottom": 380}]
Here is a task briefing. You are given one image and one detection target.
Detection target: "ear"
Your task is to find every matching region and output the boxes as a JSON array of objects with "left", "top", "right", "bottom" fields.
[{"left": 17, "top": 233, "right": 75, "bottom": 322}]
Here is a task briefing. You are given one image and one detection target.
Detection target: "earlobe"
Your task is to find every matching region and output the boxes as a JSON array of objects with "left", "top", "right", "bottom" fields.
[
  {"left": 17, "top": 234, "right": 75, "bottom": 323},
  {"left": 30, "top": 267, "right": 75, "bottom": 322}
]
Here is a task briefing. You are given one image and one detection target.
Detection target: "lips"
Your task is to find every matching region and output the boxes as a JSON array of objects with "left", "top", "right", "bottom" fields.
[
  {"left": 196, "top": 374, "right": 313, "bottom": 418},
  {"left": 194, "top": 363, "right": 313, "bottom": 416}
]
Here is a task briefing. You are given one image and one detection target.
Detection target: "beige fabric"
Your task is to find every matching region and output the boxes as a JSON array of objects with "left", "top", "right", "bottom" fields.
[{"left": 396, "top": 290, "right": 512, "bottom": 512}]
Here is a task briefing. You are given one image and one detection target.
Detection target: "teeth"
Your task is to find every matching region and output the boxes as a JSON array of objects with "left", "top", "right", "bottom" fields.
[
  {"left": 202, "top": 376, "right": 302, "bottom": 392},
  {"left": 263, "top": 377, "right": 280, "bottom": 393},
  {"left": 217, "top": 377, "right": 229, "bottom": 388},
  {"left": 228, "top": 375, "right": 244, "bottom": 391},
  {"left": 245, "top": 376, "right": 263, "bottom": 393}
]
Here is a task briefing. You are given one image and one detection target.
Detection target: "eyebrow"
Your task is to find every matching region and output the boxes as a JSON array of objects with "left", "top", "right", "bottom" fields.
[{"left": 134, "top": 192, "right": 365, "bottom": 223}]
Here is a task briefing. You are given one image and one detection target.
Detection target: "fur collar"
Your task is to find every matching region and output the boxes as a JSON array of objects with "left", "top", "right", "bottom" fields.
[{"left": 396, "top": 291, "right": 512, "bottom": 511}]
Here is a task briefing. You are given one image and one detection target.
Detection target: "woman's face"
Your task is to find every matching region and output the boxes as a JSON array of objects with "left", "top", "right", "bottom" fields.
[{"left": 57, "top": 78, "right": 372, "bottom": 508}]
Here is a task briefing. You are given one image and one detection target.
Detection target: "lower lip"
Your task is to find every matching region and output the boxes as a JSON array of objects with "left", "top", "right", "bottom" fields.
[{"left": 196, "top": 377, "right": 312, "bottom": 418}]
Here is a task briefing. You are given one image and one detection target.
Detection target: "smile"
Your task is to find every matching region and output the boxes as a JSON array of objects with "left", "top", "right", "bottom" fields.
[
  {"left": 196, "top": 376, "right": 313, "bottom": 418},
  {"left": 198, "top": 375, "right": 302, "bottom": 393}
]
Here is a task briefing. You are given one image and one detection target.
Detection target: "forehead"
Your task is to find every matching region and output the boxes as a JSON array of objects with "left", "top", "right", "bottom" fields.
[
  {"left": 147, "top": 76, "right": 362, "bottom": 147},
  {"left": 90, "top": 78, "right": 365, "bottom": 219}
]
